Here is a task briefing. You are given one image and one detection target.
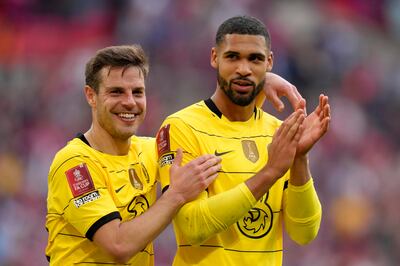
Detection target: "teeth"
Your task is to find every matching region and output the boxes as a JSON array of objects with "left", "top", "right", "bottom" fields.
[
  {"left": 118, "top": 113, "right": 136, "bottom": 119},
  {"left": 235, "top": 81, "right": 251, "bottom": 86}
]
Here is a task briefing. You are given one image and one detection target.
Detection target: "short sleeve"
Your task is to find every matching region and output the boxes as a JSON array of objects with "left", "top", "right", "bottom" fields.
[
  {"left": 48, "top": 156, "right": 120, "bottom": 238},
  {"left": 156, "top": 117, "right": 200, "bottom": 191}
]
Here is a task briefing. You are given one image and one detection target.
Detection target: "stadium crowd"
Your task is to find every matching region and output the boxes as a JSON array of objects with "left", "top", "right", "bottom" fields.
[{"left": 0, "top": 0, "right": 399, "bottom": 265}]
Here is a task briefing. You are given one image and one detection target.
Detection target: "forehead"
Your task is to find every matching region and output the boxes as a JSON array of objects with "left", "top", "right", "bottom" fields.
[
  {"left": 218, "top": 34, "right": 268, "bottom": 54},
  {"left": 99, "top": 66, "right": 145, "bottom": 88}
]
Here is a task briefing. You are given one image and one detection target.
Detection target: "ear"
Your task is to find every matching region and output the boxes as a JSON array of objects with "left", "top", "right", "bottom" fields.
[
  {"left": 84, "top": 85, "right": 96, "bottom": 108},
  {"left": 210, "top": 47, "right": 218, "bottom": 69},
  {"left": 266, "top": 50, "right": 274, "bottom": 72}
]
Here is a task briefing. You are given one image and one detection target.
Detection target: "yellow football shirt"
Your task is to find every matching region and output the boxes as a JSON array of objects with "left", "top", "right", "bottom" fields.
[
  {"left": 157, "top": 99, "right": 320, "bottom": 266},
  {"left": 46, "top": 134, "right": 157, "bottom": 266}
]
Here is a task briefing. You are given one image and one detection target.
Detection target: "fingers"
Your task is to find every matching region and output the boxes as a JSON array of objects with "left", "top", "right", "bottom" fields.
[
  {"left": 172, "top": 148, "right": 183, "bottom": 167},
  {"left": 279, "top": 109, "right": 305, "bottom": 140},
  {"left": 318, "top": 94, "right": 329, "bottom": 120},
  {"left": 268, "top": 89, "right": 285, "bottom": 112},
  {"left": 286, "top": 85, "right": 304, "bottom": 112},
  {"left": 267, "top": 84, "right": 303, "bottom": 113},
  {"left": 293, "top": 121, "right": 304, "bottom": 144},
  {"left": 183, "top": 153, "right": 221, "bottom": 176},
  {"left": 296, "top": 98, "right": 307, "bottom": 115},
  {"left": 278, "top": 109, "right": 301, "bottom": 132},
  {"left": 264, "top": 73, "right": 304, "bottom": 112},
  {"left": 201, "top": 161, "right": 221, "bottom": 179},
  {"left": 286, "top": 111, "right": 305, "bottom": 140},
  {"left": 204, "top": 172, "right": 219, "bottom": 187}
]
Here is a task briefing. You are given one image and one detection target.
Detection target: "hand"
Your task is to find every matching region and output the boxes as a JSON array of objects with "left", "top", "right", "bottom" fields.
[
  {"left": 265, "top": 109, "right": 305, "bottom": 180},
  {"left": 168, "top": 148, "right": 221, "bottom": 204},
  {"left": 257, "top": 72, "right": 304, "bottom": 112},
  {"left": 296, "top": 94, "right": 331, "bottom": 156}
]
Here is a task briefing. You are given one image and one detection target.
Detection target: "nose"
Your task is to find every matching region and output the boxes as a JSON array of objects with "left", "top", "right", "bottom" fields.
[
  {"left": 236, "top": 60, "right": 251, "bottom": 76},
  {"left": 122, "top": 93, "right": 136, "bottom": 109}
]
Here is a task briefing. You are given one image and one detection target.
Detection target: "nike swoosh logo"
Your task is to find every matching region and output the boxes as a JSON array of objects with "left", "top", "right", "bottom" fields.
[
  {"left": 214, "top": 150, "right": 234, "bottom": 156},
  {"left": 115, "top": 184, "right": 126, "bottom": 193}
]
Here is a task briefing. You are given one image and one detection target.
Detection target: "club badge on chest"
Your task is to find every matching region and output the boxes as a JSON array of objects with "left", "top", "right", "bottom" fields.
[
  {"left": 241, "top": 140, "right": 259, "bottom": 163},
  {"left": 129, "top": 168, "right": 143, "bottom": 190}
]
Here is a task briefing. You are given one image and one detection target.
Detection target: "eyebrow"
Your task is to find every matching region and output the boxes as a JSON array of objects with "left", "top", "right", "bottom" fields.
[{"left": 224, "top": 50, "right": 266, "bottom": 59}]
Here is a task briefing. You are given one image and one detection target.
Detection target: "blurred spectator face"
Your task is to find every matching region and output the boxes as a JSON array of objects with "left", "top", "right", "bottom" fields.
[
  {"left": 211, "top": 34, "right": 273, "bottom": 106},
  {"left": 86, "top": 66, "right": 146, "bottom": 140}
]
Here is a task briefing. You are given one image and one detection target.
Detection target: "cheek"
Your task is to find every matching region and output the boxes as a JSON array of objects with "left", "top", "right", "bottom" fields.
[
  {"left": 254, "top": 67, "right": 267, "bottom": 80},
  {"left": 218, "top": 64, "right": 235, "bottom": 79},
  {"left": 138, "top": 98, "right": 146, "bottom": 113}
]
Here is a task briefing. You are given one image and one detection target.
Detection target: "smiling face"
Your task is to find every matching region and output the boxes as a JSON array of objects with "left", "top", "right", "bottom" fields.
[
  {"left": 86, "top": 66, "right": 146, "bottom": 141},
  {"left": 211, "top": 34, "right": 273, "bottom": 106}
]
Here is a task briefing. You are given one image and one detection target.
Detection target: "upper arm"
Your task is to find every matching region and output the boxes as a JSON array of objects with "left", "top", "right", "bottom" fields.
[
  {"left": 49, "top": 155, "right": 120, "bottom": 239},
  {"left": 92, "top": 219, "right": 120, "bottom": 252},
  {"left": 156, "top": 118, "right": 199, "bottom": 190}
]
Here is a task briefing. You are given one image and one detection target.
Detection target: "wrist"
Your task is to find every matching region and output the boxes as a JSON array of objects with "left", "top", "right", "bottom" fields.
[
  {"left": 162, "top": 188, "right": 186, "bottom": 210},
  {"left": 290, "top": 155, "right": 311, "bottom": 186},
  {"left": 294, "top": 154, "right": 309, "bottom": 164}
]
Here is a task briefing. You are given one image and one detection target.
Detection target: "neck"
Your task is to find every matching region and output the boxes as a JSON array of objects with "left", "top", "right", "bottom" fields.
[
  {"left": 211, "top": 86, "right": 256, "bottom": 121},
  {"left": 84, "top": 126, "right": 131, "bottom": 156}
]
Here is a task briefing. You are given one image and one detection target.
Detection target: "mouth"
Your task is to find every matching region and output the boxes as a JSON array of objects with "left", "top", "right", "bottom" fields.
[
  {"left": 117, "top": 112, "right": 138, "bottom": 122},
  {"left": 231, "top": 79, "right": 254, "bottom": 93}
]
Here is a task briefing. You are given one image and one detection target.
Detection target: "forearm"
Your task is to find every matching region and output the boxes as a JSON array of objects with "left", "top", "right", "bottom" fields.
[
  {"left": 93, "top": 189, "right": 184, "bottom": 263},
  {"left": 285, "top": 165, "right": 322, "bottom": 245},
  {"left": 290, "top": 155, "right": 311, "bottom": 186},
  {"left": 175, "top": 183, "right": 256, "bottom": 245}
]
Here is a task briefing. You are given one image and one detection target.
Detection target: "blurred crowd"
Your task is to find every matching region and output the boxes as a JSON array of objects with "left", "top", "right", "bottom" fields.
[{"left": 0, "top": 0, "right": 399, "bottom": 265}]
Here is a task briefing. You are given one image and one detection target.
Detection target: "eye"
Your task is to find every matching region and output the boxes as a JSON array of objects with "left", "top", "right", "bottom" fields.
[
  {"left": 249, "top": 54, "right": 265, "bottom": 63},
  {"left": 132, "top": 88, "right": 145, "bottom": 96},
  {"left": 110, "top": 88, "right": 123, "bottom": 94},
  {"left": 225, "top": 53, "right": 239, "bottom": 60}
]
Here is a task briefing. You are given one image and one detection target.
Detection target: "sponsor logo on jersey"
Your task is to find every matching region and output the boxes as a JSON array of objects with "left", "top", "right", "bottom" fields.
[
  {"left": 73, "top": 191, "right": 100, "bottom": 208},
  {"left": 156, "top": 124, "right": 171, "bottom": 157},
  {"left": 127, "top": 195, "right": 149, "bottom": 217},
  {"left": 214, "top": 150, "right": 234, "bottom": 157},
  {"left": 241, "top": 140, "right": 259, "bottom": 163},
  {"left": 65, "top": 163, "right": 95, "bottom": 197},
  {"left": 159, "top": 153, "right": 175, "bottom": 167},
  {"left": 237, "top": 193, "right": 273, "bottom": 238},
  {"left": 115, "top": 184, "right": 126, "bottom": 193}
]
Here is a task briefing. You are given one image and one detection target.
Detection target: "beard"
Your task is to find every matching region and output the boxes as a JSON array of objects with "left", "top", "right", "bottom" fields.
[{"left": 217, "top": 72, "right": 264, "bottom": 106}]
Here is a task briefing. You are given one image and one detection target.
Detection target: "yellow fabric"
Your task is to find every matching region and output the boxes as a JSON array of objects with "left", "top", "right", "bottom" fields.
[
  {"left": 175, "top": 183, "right": 257, "bottom": 244},
  {"left": 46, "top": 136, "right": 157, "bottom": 266},
  {"left": 284, "top": 179, "right": 322, "bottom": 245},
  {"left": 157, "top": 100, "right": 321, "bottom": 266}
]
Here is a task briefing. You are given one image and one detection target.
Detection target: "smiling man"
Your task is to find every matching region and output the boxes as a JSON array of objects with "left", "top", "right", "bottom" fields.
[
  {"left": 157, "top": 16, "right": 331, "bottom": 266},
  {"left": 45, "top": 40, "right": 319, "bottom": 265},
  {"left": 45, "top": 45, "right": 222, "bottom": 265}
]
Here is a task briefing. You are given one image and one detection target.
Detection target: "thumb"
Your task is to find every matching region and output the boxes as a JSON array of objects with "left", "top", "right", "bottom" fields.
[{"left": 173, "top": 148, "right": 183, "bottom": 167}]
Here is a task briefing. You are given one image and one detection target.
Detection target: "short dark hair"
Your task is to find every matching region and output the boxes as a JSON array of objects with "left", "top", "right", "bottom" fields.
[
  {"left": 85, "top": 45, "right": 149, "bottom": 92},
  {"left": 215, "top": 15, "right": 271, "bottom": 49}
]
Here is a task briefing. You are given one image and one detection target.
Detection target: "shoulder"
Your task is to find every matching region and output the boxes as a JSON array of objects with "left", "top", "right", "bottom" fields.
[
  {"left": 51, "top": 138, "right": 88, "bottom": 164},
  {"left": 49, "top": 138, "right": 96, "bottom": 180},
  {"left": 131, "top": 136, "right": 157, "bottom": 160},
  {"left": 133, "top": 136, "right": 156, "bottom": 147},
  {"left": 164, "top": 101, "right": 209, "bottom": 123}
]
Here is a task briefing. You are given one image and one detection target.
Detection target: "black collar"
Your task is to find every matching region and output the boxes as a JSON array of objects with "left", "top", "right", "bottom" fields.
[
  {"left": 204, "top": 98, "right": 222, "bottom": 118},
  {"left": 203, "top": 98, "right": 258, "bottom": 119},
  {"left": 76, "top": 132, "right": 91, "bottom": 147}
]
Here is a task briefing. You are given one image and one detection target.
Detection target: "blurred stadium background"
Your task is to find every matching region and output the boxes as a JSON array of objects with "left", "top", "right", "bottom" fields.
[{"left": 0, "top": 0, "right": 399, "bottom": 265}]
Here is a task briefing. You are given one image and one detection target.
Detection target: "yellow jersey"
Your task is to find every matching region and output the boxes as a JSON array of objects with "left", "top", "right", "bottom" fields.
[
  {"left": 157, "top": 99, "right": 321, "bottom": 266},
  {"left": 46, "top": 134, "right": 157, "bottom": 266}
]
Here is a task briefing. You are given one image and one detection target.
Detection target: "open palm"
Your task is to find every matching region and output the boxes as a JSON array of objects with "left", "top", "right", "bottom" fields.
[{"left": 297, "top": 94, "right": 331, "bottom": 156}]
